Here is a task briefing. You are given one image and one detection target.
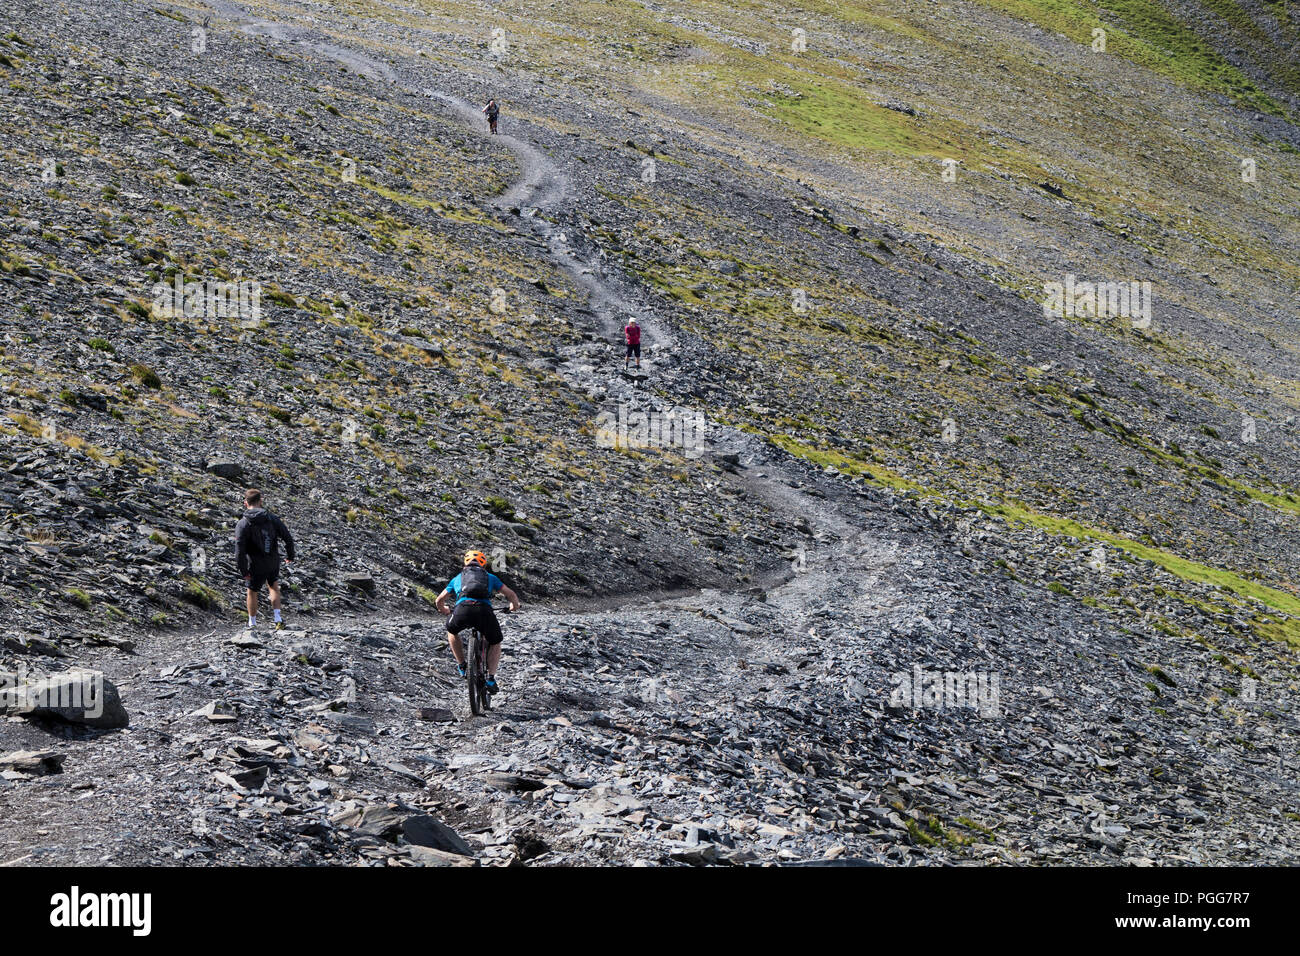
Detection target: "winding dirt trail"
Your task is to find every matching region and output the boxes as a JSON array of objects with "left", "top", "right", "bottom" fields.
[
  {"left": 205, "top": 0, "right": 643, "bottom": 337},
  {"left": 200, "top": 0, "right": 882, "bottom": 575},
  {"left": 180, "top": 8, "right": 920, "bottom": 742}
]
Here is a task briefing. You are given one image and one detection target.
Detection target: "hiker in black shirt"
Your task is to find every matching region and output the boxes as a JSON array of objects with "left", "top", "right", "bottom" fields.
[{"left": 233, "top": 488, "right": 296, "bottom": 630}]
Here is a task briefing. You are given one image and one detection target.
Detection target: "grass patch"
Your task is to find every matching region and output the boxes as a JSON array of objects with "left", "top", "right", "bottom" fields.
[
  {"left": 979, "top": 500, "right": 1300, "bottom": 646},
  {"left": 130, "top": 363, "right": 161, "bottom": 388},
  {"left": 762, "top": 432, "right": 925, "bottom": 494},
  {"left": 767, "top": 430, "right": 1300, "bottom": 647},
  {"left": 181, "top": 577, "right": 222, "bottom": 610},
  {"left": 485, "top": 495, "right": 516, "bottom": 519},
  {"left": 758, "top": 74, "right": 943, "bottom": 158},
  {"left": 977, "top": 0, "right": 1287, "bottom": 115}
]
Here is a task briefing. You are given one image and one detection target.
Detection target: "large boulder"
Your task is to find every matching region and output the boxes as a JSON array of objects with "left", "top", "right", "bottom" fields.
[
  {"left": 205, "top": 460, "right": 244, "bottom": 481},
  {"left": 0, "top": 669, "right": 129, "bottom": 728}
]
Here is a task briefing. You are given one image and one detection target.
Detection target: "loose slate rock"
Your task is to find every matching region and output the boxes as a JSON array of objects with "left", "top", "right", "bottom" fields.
[
  {"left": 332, "top": 805, "right": 405, "bottom": 839},
  {"left": 333, "top": 806, "right": 473, "bottom": 857},
  {"left": 0, "top": 750, "right": 65, "bottom": 776},
  {"left": 417, "top": 707, "right": 455, "bottom": 723},
  {"left": 482, "top": 773, "right": 545, "bottom": 792},
  {"left": 405, "top": 845, "right": 477, "bottom": 867},
  {"left": 400, "top": 815, "right": 473, "bottom": 856},
  {"left": 344, "top": 572, "right": 377, "bottom": 594},
  {"left": 190, "top": 702, "right": 237, "bottom": 722},
  {"left": 318, "top": 711, "right": 376, "bottom": 735}
]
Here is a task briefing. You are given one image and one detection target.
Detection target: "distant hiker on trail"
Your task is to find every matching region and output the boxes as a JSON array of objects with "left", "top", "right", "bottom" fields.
[
  {"left": 435, "top": 550, "right": 521, "bottom": 694},
  {"left": 624, "top": 317, "right": 642, "bottom": 370},
  {"left": 234, "top": 488, "right": 296, "bottom": 631},
  {"left": 483, "top": 98, "right": 500, "bottom": 134}
]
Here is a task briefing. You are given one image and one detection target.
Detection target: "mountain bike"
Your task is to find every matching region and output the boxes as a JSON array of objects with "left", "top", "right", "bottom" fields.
[{"left": 464, "top": 604, "right": 509, "bottom": 717}]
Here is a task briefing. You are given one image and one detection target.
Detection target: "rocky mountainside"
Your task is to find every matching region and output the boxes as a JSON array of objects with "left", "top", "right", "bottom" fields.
[{"left": 0, "top": 0, "right": 1296, "bottom": 865}]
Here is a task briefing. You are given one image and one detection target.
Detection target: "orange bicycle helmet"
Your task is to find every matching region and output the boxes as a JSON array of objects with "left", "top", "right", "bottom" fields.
[{"left": 463, "top": 550, "right": 488, "bottom": 567}]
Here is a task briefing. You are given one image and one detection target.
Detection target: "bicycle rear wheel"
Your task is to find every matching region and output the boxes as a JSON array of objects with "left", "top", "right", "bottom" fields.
[
  {"left": 467, "top": 629, "right": 483, "bottom": 716},
  {"left": 479, "top": 633, "right": 492, "bottom": 713}
]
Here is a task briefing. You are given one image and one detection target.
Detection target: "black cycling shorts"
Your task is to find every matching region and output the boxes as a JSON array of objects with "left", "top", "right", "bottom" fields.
[
  {"left": 625, "top": 342, "right": 641, "bottom": 358},
  {"left": 447, "top": 601, "right": 503, "bottom": 646},
  {"left": 246, "top": 558, "right": 281, "bottom": 591}
]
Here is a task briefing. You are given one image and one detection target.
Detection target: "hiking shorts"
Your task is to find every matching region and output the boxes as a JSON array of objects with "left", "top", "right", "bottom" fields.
[
  {"left": 625, "top": 342, "right": 641, "bottom": 358},
  {"left": 245, "top": 558, "right": 281, "bottom": 591},
  {"left": 447, "top": 601, "right": 503, "bottom": 646}
]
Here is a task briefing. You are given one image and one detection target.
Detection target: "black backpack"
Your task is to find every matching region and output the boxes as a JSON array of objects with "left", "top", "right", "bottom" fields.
[
  {"left": 460, "top": 563, "right": 491, "bottom": 599},
  {"left": 245, "top": 512, "right": 276, "bottom": 558}
]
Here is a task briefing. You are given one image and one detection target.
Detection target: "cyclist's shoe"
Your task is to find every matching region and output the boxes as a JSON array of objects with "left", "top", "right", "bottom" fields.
[
  {"left": 274, "top": 620, "right": 286, "bottom": 631},
  {"left": 484, "top": 676, "right": 499, "bottom": 695},
  {"left": 456, "top": 664, "right": 467, "bottom": 679}
]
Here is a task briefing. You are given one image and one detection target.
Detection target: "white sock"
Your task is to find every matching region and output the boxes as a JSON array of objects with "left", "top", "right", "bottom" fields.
[
  {"left": 273, "top": 608, "right": 282, "bottom": 622},
  {"left": 248, "top": 615, "right": 257, "bottom": 626}
]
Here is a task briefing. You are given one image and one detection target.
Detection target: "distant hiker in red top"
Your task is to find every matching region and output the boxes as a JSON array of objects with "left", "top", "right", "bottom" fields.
[{"left": 624, "top": 317, "right": 642, "bottom": 369}]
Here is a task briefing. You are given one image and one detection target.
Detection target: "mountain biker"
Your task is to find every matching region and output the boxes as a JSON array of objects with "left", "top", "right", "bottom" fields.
[
  {"left": 483, "top": 98, "right": 499, "bottom": 134},
  {"left": 435, "top": 550, "right": 520, "bottom": 693},
  {"left": 233, "top": 488, "right": 296, "bottom": 630},
  {"left": 624, "top": 317, "right": 642, "bottom": 370}
]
